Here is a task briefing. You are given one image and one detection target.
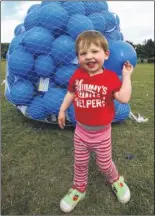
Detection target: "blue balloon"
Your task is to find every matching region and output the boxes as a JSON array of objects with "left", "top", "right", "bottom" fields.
[
  {"left": 53, "top": 26, "right": 67, "bottom": 38},
  {"left": 112, "top": 13, "right": 120, "bottom": 29},
  {"left": 40, "top": 1, "right": 62, "bottom": 7},
  {"left": 24, "top": 10, "right": 40, "bottom": 31},
  {"left": 27, "top": 96, "right": 48, "bottom": 120},
  {"left": 9, "top": 80, "right": 34, "bottom": 105},
  {"left": 27, "top": 4, "right": 40, "bottom": 14},
  {"left": 8, "top": 48, "right": 34, "bottom": 78},
  {"left": 67, "top": 104, "right": 76, "bottom": 126},
  {"left": 43, "top": 88, "right": 66, "bottom": 114},
  {"left": 39, "top": 3, "right": 69, "bottom": 31},
  {"left": 6, "top": 73, "right": 16, "bottom": 87},
  {"left": 5, "top": 88, "right": 13, "bottom": 103},
  {"left": 104, "top": 30, "right": 122, "bottom": 44},
  {"left": 102, "top": 11, "right": 116, "bottom": 32},
  {"left": 113, "top": 100, "right": 131, "bottom": 122},
  {"left": 51, "top": 35, "right": 76, "bottom": 64},
  {"left": 14, "top": 23, "right": 25, "bottom": 36},
  {"left": 6, "top": 60, "right": 17, "bottom": 83},
  {"left": 104, "top": 41, "right": 137, "bottom": 76},
  {"left": 23, "top": 69, "right": 40, "bottom": 83},
  {"left": 113, "top": 13, "right": 121, "bottom": 31},
  {"left": 88, "top": 13, "right": 106, "bottom": 34},
  {"left": 22, "top": 27, "right": 54, "bottom": 54},
  {"left": 6, "top": 0, "right": 134, "bottom": 126},
  {"left": 35, "top": 55, "right": 55, "bottom": 77},
  {"left": 67, "top": 14, "right": 94, "bottom": 39},
  {"left": 120, "top": 32, "right": 124, "bottom": 40},
  {"left": 63, "top": 2, "right": 85, "bottom": 15},
  {"left": 8, "top": 34, "right": 24, "bottom": 54},
  {"left": 115, "top": 14, "right": 120, "bottom": 27},
  {"left": 54, "top": 65, "right": 77, "bottom": 87},
  {"left": 49, "top": 79, "right": 57, "bottom": 88},
  {"left": 84, "top": 1, "right": 108, "bottom": 15}
]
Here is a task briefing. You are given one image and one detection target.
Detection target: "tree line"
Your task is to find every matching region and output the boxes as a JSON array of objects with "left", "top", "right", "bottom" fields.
[
  {"left": 1, "top": 39, "right": 154, "bottom": 61},
  {"left": 126, "top": 39, "right": 154, "bottom": 62}
]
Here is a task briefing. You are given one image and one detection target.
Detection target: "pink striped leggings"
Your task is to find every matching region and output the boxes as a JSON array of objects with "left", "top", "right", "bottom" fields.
[{"left": 73, "top": 123, "right": 119, "bottom": 192}]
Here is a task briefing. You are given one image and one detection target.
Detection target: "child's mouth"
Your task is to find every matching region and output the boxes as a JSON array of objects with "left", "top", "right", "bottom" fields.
[{"left": 86, "top": 62, "right": 96, "bottom": 68}]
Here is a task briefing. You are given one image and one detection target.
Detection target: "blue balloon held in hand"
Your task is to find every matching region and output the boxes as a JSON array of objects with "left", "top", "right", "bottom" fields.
[{"left": 104, "top": 41, "right": 137, "bottom": 76}]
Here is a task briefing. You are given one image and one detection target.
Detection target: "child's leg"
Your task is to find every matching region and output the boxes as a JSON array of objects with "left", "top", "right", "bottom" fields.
[
  {"left": 60, "top": 126, "right": 89, "bottom": 213},
  {"left": 95, "top": 125, "right": 130, "bottom": 203},
  {"left": 73, "top": 132, "right": 90, "bottom": 192},
  {"left": 95, "top": 125, "right": 119, "bottom": 183}
]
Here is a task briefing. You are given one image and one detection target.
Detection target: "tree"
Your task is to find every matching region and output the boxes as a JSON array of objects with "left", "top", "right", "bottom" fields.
[
  {"left": 126, "top": 39, "right": 155, "bottom": 59},
  {"left": 135, "top": 44, "right": 146, "bottom": 59},
  {"left": 1, "top": 43, "right": 9, "bottom": 59},
  {"left": 126, "top": 40, "right": 135, "bottom": 48},
  {"left": 144, "top": 39, "right": 154, "bottom": 58}
]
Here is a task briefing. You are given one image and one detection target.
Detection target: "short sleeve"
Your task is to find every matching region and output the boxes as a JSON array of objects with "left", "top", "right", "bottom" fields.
[
  {"left": 67, "top": 70, "right": 77, "bottom": 92},
  {"left": 112, "top": 72, "right": 122, "bottom": 92}
]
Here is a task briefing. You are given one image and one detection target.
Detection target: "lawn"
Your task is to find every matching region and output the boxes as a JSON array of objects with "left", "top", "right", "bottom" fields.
[{"left": 1, "top": 60, "right": 154, "bottom": 215}]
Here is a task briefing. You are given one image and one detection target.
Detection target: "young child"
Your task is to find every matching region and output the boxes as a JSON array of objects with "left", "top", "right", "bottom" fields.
[{"left": 58, "top": 30, "right": 133, "bottom": 213}]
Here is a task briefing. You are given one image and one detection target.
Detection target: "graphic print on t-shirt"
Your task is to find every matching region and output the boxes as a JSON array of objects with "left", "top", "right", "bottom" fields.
[{"left": 74, "top": 79, "right": 108, "bottom": 109}]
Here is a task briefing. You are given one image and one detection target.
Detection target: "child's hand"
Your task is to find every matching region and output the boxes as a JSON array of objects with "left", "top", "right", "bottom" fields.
[
  {"left": 58, "top": 111, "right": 66, "bottom": 129},
  {"left": 122, "top": 61, "right": 134, "bottom": 77}
]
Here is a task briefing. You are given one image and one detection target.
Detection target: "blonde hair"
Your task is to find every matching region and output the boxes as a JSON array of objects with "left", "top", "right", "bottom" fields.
[{"left": 75, "top": 30, "right": 109, "bottom": 54}]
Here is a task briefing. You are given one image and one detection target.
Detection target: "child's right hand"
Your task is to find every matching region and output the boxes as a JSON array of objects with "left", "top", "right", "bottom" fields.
[{"left": 58, "top": 111, "right": 66, "bottom": 129}]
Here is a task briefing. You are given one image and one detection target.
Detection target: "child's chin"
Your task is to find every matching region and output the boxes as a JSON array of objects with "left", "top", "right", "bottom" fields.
[{"left": 86, "top": 66, "right": 97, "bottom": 71}]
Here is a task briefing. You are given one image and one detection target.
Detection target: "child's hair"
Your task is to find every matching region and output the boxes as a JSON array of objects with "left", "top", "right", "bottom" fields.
[{"left": 75, "top": 30, "right": 109, "bottom": 54}]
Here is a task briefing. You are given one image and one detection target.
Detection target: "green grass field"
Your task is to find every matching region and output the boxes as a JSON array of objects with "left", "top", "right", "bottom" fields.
[{"left": 1, "top": 60, "right": 154, "bottom": 215}]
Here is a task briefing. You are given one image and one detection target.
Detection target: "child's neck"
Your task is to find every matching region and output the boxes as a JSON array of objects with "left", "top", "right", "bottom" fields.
[{"left": 88, "top": 68, "right": 104, "bottom": 77}]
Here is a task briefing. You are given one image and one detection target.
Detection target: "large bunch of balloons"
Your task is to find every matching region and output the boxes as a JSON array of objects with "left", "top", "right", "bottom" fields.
[{"left": 5, "top": 1, "right": 137, "bottom": 126}]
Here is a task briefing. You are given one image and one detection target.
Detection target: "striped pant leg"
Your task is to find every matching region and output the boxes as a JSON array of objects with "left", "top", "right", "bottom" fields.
[
  {"left": 73, "top": 132, "right": 90, "bottom": 192},
  {"left": 95, "top": 126, "right": 119, "bottom": 184}
]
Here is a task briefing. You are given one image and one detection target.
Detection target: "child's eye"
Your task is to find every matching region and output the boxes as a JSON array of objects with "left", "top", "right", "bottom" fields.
[
  {"left": 80, "top": 52, "right": 86, "bottom": 56},
  {"left": 92, "top": 50, "right": 98, "bottom": 53}
]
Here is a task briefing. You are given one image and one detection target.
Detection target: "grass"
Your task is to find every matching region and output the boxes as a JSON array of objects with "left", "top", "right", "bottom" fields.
[{"left": 1, "top": 60, "right": 154, "bottom": 215}]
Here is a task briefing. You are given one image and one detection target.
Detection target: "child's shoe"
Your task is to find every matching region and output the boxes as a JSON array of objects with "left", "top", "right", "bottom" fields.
[
  {"left": 111, "top": 176, "right": 130, "bottom": 203},
  {"left": 60, "top": 188, "right": 86, "bottom": 213}
]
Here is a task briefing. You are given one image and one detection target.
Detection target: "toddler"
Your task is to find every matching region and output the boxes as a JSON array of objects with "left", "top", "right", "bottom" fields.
[{"left": 58, "top": 30, "right": 133, "bottom": 213}]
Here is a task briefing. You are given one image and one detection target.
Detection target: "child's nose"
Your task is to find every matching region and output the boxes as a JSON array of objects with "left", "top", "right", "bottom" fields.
[{"left": 85, "top": 52, "right": 93, "bottom": 59}]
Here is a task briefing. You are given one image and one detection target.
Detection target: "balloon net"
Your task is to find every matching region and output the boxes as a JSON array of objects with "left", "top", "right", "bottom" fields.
[{"left": 5, "top": 1, "right": 131, "bottom": 126}]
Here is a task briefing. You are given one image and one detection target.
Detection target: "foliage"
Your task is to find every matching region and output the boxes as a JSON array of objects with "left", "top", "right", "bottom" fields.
[{"left": 1, "top": 43, "right": 9, "bottom": 59}]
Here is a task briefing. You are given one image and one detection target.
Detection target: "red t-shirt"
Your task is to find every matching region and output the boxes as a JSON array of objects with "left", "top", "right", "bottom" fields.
[{"left": 68, "top": 67, "right": 122, "bottom": 126}]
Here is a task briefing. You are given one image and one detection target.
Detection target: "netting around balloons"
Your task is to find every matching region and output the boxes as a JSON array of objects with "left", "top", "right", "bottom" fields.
[{"left": 5, "top": 1, "right": 137, "bottom": 126}]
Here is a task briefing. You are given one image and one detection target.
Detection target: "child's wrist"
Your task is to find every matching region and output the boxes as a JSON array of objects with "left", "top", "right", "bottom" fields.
[
  {"left": 122, "top": 73, "right": 132, "bottom": 78},
  {"left": 59, "top": 108, "right": 66, "bottom": 113}
]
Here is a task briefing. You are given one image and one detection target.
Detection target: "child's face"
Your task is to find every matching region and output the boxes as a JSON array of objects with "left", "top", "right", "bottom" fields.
[{"left": 78, "top": 42, "right": 109, "bottom": 75}]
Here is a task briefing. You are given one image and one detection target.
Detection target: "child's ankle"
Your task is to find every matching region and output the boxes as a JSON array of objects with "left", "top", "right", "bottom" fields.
[
  {"left": 72, "top": 184, "right": 86, "bottom": 193},
  {"left": 108, "top": 175, "right": 120, "bottom": 185},
  {"left": 111, "top": 175, "right": 120, "bottom": 184}
]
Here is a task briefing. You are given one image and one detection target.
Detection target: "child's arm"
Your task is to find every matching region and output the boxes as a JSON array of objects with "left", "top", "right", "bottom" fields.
[
  {"left": 114, "top": 61, "right": 134, "bottom": 103},
  {"left": 58, "top": 91, "right": 75, "bottom": 129}
]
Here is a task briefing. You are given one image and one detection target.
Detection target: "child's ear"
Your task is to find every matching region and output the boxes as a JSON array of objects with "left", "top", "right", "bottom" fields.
[
  {"left": 77, "top": 54, "right": 81, "bottom": 63},
  {"left": 105, "top": 50, "right": 110, "bottom": 60},
  {"left": 77, "top": 57, "right": 80, "bottom": 64}
]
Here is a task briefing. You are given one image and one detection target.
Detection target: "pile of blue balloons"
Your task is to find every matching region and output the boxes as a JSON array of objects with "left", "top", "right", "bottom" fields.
[{"left": 5, "top": 1, "right": 137, "bottom": 125}]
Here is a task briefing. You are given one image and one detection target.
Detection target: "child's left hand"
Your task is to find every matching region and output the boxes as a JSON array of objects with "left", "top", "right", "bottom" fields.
[{"left": 122, "top": 61, "right": 134, "bottom": 76}]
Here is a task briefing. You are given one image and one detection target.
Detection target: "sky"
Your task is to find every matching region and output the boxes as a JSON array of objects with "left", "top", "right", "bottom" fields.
[{"left": 1, "top": 1, "right": 154, "bottom": 44}]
